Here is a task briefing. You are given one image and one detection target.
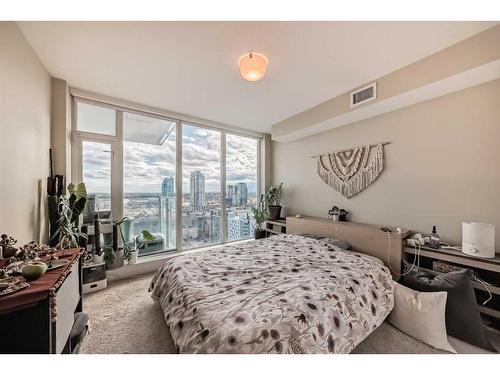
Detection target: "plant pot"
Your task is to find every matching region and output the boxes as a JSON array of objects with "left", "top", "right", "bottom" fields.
[
  {"left": 106, "top": 249, "right": 124, "bottom": 270},
  {"left": 254, "top": 229, "right": 267, "bottom": 240},
  {"left": 92, "top": 253, "right": 105, "bottom": 264},
  {"left": 267, "top": 205, "right": 282, "bottom": 220},
  {"left": 128, "top": 250, "right": 138, "bottom": 265}
]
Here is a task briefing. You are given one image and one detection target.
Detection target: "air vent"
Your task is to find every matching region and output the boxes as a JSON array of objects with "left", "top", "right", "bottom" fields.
[{"left": 350, "top": 82, "right": 377, "bottom": 108}]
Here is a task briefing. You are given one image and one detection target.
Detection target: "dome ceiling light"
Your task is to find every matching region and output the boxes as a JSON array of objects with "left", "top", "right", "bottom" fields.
[{"left": 239, "top": 52, "right": 268, "bottom": 82}]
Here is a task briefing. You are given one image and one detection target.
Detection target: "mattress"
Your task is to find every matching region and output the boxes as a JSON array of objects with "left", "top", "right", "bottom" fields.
[{"left": 149, "top": 234, "right": 394, "bottom": 353}]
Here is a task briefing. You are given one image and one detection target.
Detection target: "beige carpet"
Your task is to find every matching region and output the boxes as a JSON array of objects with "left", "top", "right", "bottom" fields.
[
  {"left": 80, "top": 272, "right": 498, "bottom": 354},
  {"left": 80, "top": 273, "right": 177, "bottom": 354}
]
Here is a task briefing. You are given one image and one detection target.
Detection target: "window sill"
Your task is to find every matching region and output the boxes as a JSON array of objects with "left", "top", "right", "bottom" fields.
[{"left": 135, "top": 238, "right": 255, "bottom": 264}]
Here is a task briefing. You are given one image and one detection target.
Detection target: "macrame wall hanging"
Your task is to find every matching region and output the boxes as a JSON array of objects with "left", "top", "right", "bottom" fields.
[{"left": 313, "top": 142, "right": 389, "bottom": 198}]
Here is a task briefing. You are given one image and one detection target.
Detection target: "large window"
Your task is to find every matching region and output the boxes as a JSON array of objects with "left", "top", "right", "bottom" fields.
[
  {"left": 182, "top": 124, "right": 221, "bottom": 250},
  {"left": 123, "top": 112, "right": 177, "bottom": 256},
  {"left": 74, "top": 99, "right": 260, "bottom": 256},
  {"left": 226, "top": 134, "right": 258, "bottom": 242}
]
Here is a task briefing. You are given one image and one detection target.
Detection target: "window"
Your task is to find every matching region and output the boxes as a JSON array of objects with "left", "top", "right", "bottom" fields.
[
  {"left": 81, "top": 140, "right": 113, "bottom": 225},
  {"left": 182, "top": 124, "right": 221, "bottom": 249},
  {"left": 123, "top": 112, "right": 177, "bottom": 256},
  {"left": 74, "top": 99, "right": 260, "bottom": 256},
  {"left": 226, "top": 134, "right": 258, "bottom": 241},
  {"left": 77, "top": 102, "right": 116, "bottom": 136}
]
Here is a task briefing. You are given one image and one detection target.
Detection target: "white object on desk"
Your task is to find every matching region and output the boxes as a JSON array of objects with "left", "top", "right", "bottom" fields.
[{"left": 462, "top": 222, "right": 495, "bottom": 259}]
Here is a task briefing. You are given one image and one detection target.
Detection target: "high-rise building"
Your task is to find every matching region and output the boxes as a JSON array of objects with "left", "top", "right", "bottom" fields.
[
  {"left": 227, "top": 212, "right": 251, "bottom": 241},
  {"left": 161, "top": 176, "right": 175, "bottom": 197},
  {"left": 210, "top": 209, "right": 221, "bottom": 242},
  {"left": 190, "top": 170, "right": 205, "bottom": 210},
  {"left": 226, "top": 184, "right": 235, "bottom": 207},
  {"left": 237, "top": 182, "right": 248, "bottom": 206},
  {"left": 226, "top": 182, "right": 248, "bottom": 207}
]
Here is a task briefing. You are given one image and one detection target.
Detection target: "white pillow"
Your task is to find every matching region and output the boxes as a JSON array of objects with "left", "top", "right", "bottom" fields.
[{"left": 388, "top": 282, "right": 456, "bottom": 353}]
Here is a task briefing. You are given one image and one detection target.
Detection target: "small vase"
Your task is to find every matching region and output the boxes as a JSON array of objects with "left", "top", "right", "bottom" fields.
[
  {"left": 128, "top": 251, "right": 138, "bottom": 265},
  {"left": 93, "top": 253, "right": 105, "bottom": 264}
]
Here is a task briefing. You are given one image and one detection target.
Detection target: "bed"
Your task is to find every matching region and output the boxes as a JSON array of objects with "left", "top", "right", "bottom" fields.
[{"left": 149, "top": 217, "right": 409, "bottom": 354}]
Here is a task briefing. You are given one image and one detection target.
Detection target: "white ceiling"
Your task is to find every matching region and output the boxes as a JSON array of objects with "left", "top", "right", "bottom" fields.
[{"left": 18, "top": 21, "right": 496, "bottom": 133}]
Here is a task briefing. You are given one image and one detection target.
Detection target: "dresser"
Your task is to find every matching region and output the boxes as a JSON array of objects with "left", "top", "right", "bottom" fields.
[{"left": 0, "top": 249, "right": 84, "bottom": 353}]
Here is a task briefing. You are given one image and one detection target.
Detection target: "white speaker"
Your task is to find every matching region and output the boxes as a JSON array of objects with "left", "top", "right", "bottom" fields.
[{"left": 462, "top": 222, "right": 495, "bottom": 259}]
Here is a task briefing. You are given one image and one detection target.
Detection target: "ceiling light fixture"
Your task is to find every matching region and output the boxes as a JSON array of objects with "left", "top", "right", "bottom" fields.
[{"left": 239, "top": 52, "right": 268, "bottom": 82}]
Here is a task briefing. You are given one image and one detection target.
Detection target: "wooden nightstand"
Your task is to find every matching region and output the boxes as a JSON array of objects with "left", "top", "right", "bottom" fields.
[
  {"left": 404, "top": 245, "right": 500, "bottom": 327},
  {"left": 264, "top": 218, "right": 287, "bottom": 237}
]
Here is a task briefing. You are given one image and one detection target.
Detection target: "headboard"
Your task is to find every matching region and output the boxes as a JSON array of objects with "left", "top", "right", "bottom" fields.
[{"left": 286, "top": 216, "right": 410, "bottom": 279}]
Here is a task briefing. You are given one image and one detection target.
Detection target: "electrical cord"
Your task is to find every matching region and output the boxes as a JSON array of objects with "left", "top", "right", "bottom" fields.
[
  {"left": 386, "top": 231, "right": 421, "bottom": 277},
  {"left": 472, "top": 272, "right": 493, "bottom": 305}
]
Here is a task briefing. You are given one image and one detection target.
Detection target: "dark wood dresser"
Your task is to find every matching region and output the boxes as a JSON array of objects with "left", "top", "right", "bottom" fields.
[{"left": 0, "top": 248, "right": 84, "bottom": 353}]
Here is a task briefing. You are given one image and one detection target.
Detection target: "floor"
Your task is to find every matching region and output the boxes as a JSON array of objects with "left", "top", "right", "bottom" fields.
[
  {"left": 80, "top": 273, "right": 498, "bottom": 354},
  {"left": 80, "top": 274, "right": 176, "bottom": 354}
]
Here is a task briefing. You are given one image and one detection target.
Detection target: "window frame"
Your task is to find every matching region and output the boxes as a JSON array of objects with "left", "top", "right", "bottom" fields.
[{"left": 72, "top": 96, "right": 261, "bottom": 255}]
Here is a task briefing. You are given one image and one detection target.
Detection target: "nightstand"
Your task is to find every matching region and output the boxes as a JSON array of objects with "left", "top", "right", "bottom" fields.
[
  {"left": 404, "top": 245, "right": 500, "bottom": 327},
  {"left": 264, "top": 218, "right": 287, "bottom": 237}
]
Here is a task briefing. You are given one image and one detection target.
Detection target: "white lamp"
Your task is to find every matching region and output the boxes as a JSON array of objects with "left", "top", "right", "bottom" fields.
[{"left": 462, "top": 222, "right": 496, "bottom": 258}]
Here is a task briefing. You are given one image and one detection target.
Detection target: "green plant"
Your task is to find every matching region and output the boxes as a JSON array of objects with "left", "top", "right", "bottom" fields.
[
  {"left": 50, "top": 183, "right": 88, "bottom": 249},
  {"left": 115, "top": 217, "right": 135, "bottom": 262},
  {"left": 135, "top": 230, "right": 156, "bottom": 251},
  {"left": 103, "top": 246, "right": 115, "bottom": 266},
  {"left": 250, "top": 195, "right": 267, "bottom": 230},
  {"left": 266, "top": 183, "right": 283, "bottom": 206}
]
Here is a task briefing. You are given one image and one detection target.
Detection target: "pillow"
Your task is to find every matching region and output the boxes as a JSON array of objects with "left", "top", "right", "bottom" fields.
[
  {"left": 401, "top": 267, "right": 496, "bottom": 352},
  {"left": 388, "top": 282, "right": 456, "bottom": 353},
  {"left": 301, "top": 234, "right": 351, "bottom": 250}
]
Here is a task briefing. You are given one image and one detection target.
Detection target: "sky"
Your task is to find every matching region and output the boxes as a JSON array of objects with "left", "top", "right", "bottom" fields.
[{"left": 82, "top": 121, "right": 258, "bottom": 195}]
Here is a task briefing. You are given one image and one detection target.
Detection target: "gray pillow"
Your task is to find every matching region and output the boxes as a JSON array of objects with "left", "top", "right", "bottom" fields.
[
  {"left": 301, "top": 234, "right": 351, "bottom": 250},
  {"left": 402, "top": 266, "right": 496, "bottom": 352}
]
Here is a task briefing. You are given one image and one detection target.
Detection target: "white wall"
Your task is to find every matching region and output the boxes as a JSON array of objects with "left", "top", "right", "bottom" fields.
[
  {"left": 0, "top": 22, "right": 51, "bottom": 243},
  {"left": 273, "top": 79, "right": 500, "bottom": 250}
]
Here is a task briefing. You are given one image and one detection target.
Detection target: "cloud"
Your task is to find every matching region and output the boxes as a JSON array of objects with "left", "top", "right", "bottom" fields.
[{"left": 83, "top": 123, "right": 258, "bottom": 195}]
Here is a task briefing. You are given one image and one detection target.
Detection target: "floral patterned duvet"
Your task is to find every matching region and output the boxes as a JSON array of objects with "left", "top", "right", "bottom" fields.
[{"left": 149, "top": 234, "right": 394, "bottom": 354}]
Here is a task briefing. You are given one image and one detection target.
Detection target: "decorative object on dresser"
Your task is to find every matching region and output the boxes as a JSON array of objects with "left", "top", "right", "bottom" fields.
[
  {"left": 312, "top": 142, "right": 389, "bottom": 198},
  {"left": 328, "top": 205, "right": 349, "bottom": 221},
  {"left": 265, "top": 183, "right": 283, "bottom": 220},
  {"left": 404, "top": 244, "right": 500, "bottom": 333},
  {"left": 251, "top": 194, "right": 267, "bottom": 239},
  {"left": 0, "top": 248, "right": 86, "bottom": 353}
]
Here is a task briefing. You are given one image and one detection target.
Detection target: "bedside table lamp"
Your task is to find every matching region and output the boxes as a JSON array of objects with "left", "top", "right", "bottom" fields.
[{"left": 462, "top": 222, "right": 495, "bottom": 259}]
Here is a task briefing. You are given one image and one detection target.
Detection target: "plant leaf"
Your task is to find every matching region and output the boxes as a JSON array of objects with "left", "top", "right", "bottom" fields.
[
  {"left": 75, "top": 182, "right": 87, "bottom": 199},
  {"left": 142, "top": 230, "right": 156, "bottom": 242},
  {"left": 67, "top": 183, "right": 76, "bottom": 194}
]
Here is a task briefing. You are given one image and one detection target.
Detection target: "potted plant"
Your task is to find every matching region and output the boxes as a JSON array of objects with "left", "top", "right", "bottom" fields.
[
  {"left": 103, "top": 246, "right": 117, "bottom": 269},
  {"left": 115, "top": 217, "right": 137, "bottom": 265},
  {"left": 93, "top": 247, "right": 105, "bottom": 264},
  {"left": 266, "top": 183, "right": 283, "bottom": 220},
  {"left": 135, "top": 230, "right": 156, "bottom": 254},
  {"left": 250, "top": 195, "right": 267, "bottom": 239},
  {"left": 50, "top": 183, "right": 88, "bottom": 249}
]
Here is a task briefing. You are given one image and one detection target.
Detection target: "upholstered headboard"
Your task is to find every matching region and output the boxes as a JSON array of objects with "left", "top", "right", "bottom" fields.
[{"left": 286, "top": 216, "right": 410, "bottom": 279}]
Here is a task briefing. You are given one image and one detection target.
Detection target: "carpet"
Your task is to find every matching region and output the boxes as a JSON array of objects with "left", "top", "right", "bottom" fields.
[
  {"left": 80, "top": 272, "right": 498, "bottom": 354},
  {"left": 80, "top": 273, "right": 177, "bottom": 354}
]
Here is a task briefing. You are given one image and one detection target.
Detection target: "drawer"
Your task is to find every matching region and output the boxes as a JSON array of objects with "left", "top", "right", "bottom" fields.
[{"left": 55, "top": 262, "right": 80, "bottom": 353}]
